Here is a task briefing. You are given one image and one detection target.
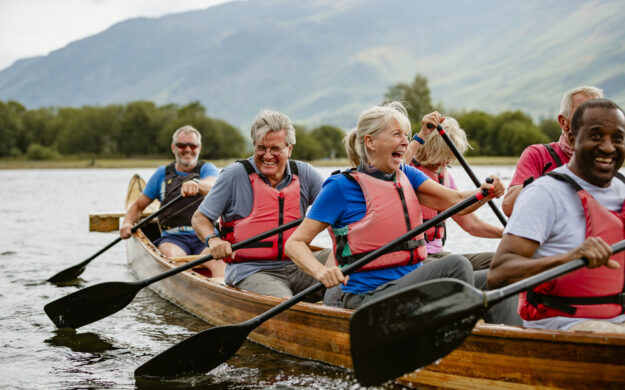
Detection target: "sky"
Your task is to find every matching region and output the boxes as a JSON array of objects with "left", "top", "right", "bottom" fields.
[{"left": 0, "top": 0, "right": 234, "bottom": 71}]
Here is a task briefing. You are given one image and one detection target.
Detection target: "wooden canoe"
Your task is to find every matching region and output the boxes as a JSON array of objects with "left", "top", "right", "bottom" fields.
[{"left": 123, "top": 174, "right": 625, "bottom": 389}]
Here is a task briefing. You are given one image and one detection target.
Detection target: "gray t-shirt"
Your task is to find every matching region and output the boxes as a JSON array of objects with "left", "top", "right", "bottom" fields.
[
  {"left": 506, "top": 164, "right": 625, "bottom": 329},
  {"left": 197, "top": 157, "right": 324, "bottom": 285}
]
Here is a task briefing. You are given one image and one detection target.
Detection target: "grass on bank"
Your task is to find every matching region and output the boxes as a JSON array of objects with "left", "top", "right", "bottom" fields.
[{"left": 0, "top": 156, "right": 520, "bottom": 169}]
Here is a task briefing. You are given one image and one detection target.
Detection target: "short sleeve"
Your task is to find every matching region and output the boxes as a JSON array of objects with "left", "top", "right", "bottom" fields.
[
  {"left": 306, "top": 176, "right": 348, "bottom": 226},
  {"left": 142, "top": 166, "right": 166, "bottom": 200},
  {"left": 200, "top": 162, "right": 219, "bottom": 178},
  {"left": 509, "top": 145, "right": 545, "bottom": 187}
]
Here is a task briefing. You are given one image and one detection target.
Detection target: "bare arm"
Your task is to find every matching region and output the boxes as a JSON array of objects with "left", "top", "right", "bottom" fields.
[
  {"left": 452, "top": 212, "right": 503, "bottom": 238},
  {"left": 488, "top": 234, "right": 618, "bottom": 289},
  {"left": 416, "top": 175, "right": 504, "bottom": 216},
  {"left": 191, "top": 209, "right": 232, "bottom": 259},
  {"left": 502, "top": 185, "right": 522, "bottom": 217},
  {"left": 285, "top": 218, "right": 348, "bottom": 288},
  {"left": 120, "top": 194, "right": 153, "bottom": 238}
]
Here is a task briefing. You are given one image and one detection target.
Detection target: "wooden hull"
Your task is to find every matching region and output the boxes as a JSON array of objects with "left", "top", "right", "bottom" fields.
[{"left": 124, "top": 175, "right": 625, "bottom": 389}]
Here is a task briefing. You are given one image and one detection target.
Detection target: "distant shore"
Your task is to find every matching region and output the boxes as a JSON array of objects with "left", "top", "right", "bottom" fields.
[{"left": 0, "top": 156, "right": 519, "bottom": 169}]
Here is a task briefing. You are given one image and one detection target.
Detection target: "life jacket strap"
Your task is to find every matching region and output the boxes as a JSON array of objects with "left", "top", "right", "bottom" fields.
[
  {"left": 527, "top": 290, "right": 625, "bottom": 316},
  {"left": 336, "top": 238, "right": 426, "bottom": 266}
]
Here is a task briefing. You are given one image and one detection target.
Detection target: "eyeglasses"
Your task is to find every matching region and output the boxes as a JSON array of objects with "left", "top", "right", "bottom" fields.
[
  {"left": 255, "top": 145, "right": 288, "bottom": 156},
  {"left": 175, "top": 142, "right": 200, "bottom": 150}
]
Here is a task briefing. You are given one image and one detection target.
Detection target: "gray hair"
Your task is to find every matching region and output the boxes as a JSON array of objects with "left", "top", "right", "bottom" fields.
[
  {"left": 559, "top": 86, "right": 604, "bottom": 119},
  {"left": 345, "top": 101, "right": 412, "bottom": 166},
  {"left": 250, "top": 110, "right": 296, "bottom": 146},
  {"left": 171, "top": 125, "right": 202, "bottom": 144},
  {"left": 413, "top": 116, "right": 470, "bottom": 167}
]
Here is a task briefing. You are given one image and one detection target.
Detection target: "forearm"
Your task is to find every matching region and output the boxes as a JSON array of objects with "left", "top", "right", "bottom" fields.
[
  {"left": 502, "top": 185, "right": 522, "bottom": 217},
  {"left": 191, "top": 210, "right": 215, "bottom": 242},
  {"left": 453, "top": 214, "right": 503, "bottom": 238},
  {"left": 285, "top": 239, "right": 327, "bottom": 279},
  {"left": 198, "top": 177, "right": 217, "bottom": 196},
  {"left": 488, "top": 251, "right": 573, "bottom": 289}
]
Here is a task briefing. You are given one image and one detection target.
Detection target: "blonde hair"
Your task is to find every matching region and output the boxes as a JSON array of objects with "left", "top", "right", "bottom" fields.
[
  {"left": 344, "top": 101, "right": 412, "bottom": 166},
  {"left": 412, "top": 116, "right": 469, "bottom": 167}
]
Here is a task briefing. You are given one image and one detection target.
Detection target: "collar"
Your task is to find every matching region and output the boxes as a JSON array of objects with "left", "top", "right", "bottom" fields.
[{"left": 357, "top": 162, "right": 397, "bottom": 182}]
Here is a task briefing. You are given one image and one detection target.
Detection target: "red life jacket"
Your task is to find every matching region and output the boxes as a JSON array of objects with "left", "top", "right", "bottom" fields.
[
  {"left": 328, "top": 169, "right": 427, "bottom": 272},
  {"left": 519, "top": 172, "right": 625, "bottom": 320},
  {"left": 410, "top": 159, "right": 448, "bottom": 243},
  {"left": 220, "top": 160, "right": 301, "bottom": 263}
]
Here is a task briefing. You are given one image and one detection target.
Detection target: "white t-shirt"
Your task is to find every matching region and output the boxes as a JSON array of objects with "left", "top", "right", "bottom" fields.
[{"left": 506, "top": 165, "right": 625, "bottom": 330}]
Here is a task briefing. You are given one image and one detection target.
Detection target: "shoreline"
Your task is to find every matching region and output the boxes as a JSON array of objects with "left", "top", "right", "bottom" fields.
[{"left": 0, "top": 156, "right": 520, "bottom": 169}]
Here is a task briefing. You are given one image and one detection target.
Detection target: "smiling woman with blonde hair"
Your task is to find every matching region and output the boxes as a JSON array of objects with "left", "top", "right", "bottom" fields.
[{"left": 284, "top": 102, "right": 518, "bottom": 326}]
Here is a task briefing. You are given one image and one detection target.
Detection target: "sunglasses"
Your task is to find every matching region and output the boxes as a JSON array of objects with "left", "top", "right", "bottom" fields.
[{"left": 175, "top": 142, "right": 200, "bottom": 150}]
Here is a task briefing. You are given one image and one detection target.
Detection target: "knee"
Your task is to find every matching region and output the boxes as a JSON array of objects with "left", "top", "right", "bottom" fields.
[{"left": 443, "top": 254, "right": 473, "bottom": 282}]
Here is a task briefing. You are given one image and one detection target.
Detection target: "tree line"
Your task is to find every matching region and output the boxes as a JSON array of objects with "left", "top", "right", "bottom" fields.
[
  {"left": 0, "top": 99, "right": 346, "bottom": 161},
  {"left": 0, "top": 74, "right": 560, "bottom": 160}
]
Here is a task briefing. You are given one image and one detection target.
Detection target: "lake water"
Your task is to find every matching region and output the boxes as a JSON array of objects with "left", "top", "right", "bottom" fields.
[{"left": 0, "top": 165, "right": 514, "bottom": 389}]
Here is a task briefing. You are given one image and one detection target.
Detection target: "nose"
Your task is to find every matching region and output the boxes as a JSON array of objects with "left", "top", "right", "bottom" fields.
[{"left": 599, "top": 136, "right": 616, "bottom": 153}]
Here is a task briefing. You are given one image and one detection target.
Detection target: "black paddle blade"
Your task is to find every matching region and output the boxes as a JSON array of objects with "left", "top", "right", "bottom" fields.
[
  {"left": 134, "top": 322, "right": 253, "bottom": 378},
  {"left": 44, "top": 281, "right": 141, "bottom": 329},
  {"left": 47, "top": 264, "right": 87, "bottom": 284},
  {"left": 350, "top": 278, "right": 485, "bottom": 386}
]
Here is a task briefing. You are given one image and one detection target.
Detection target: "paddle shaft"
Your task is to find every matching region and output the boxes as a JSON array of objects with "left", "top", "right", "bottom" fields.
[
  {"left": 487, "top": 239, "right": 625, "bottom": 306},
  {"left": 427, "top": 123, "right": 507, "bottom": 227},
  {"left": 84, "top": 193, "right": 185, "bottom": 264},
  {"left": 138, "top": 217, "right": 305, "bottom": 287},
  {"left": 47, "top": 193, "right": 185, "bottom": 282},
  {"left": 244, "top": 189, "right": 489, "bottom": 328}
]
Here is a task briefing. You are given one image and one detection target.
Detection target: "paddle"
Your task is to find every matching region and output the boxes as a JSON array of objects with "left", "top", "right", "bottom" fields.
[
  {"left": 350, "top": 239, "right": 625, "bottom": 386},
  {"left": 44, "top": 217, "right": 304, "bottom": 329},
  {"left": 47, "top": 194, "right": 185, "bottom": 284},
  {"left": 427, "top": 123, "right": 508, "bottom": 227},
  {"left": 133, "top": 188, "right": 490, "bottom": 378}
]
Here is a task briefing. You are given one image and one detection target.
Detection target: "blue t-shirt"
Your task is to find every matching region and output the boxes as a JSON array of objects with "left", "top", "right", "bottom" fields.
[{"left": 307, "top": 165, "right": 430, "bottom": 294}]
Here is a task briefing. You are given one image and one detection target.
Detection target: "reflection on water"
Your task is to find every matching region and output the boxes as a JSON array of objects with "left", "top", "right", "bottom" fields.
[
  {"left": 45, "top": 329, "right": 118, "bottom": 353},
  {"left": 0, "top": 166, "right": 513, "bottom": 389}
]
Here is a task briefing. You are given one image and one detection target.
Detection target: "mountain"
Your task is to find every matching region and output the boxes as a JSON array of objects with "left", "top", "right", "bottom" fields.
[{"left": 1, "top": 0, "right": 624, "bottom": 131}]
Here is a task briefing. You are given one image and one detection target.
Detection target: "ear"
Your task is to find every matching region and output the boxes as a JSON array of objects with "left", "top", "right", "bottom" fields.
[
  {"left": 364, "top": 134, "right": 376, "bottom": 151},
  {"left": 557, "top": 114, "right": 569, "bottom": 132},
  {"left": 171, "top": 143, "right": 177, "bottom": 154},
  {"left": 567, "top": 130, "right": 576, "bottom": 149},
  {"left": 286, "top": 145, "right": 293, "bottom": 158}
]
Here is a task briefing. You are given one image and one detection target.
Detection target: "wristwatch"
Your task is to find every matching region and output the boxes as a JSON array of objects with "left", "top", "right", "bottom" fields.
[{"left": 205, "top": 233, "right": 218, "bottom": 247}]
